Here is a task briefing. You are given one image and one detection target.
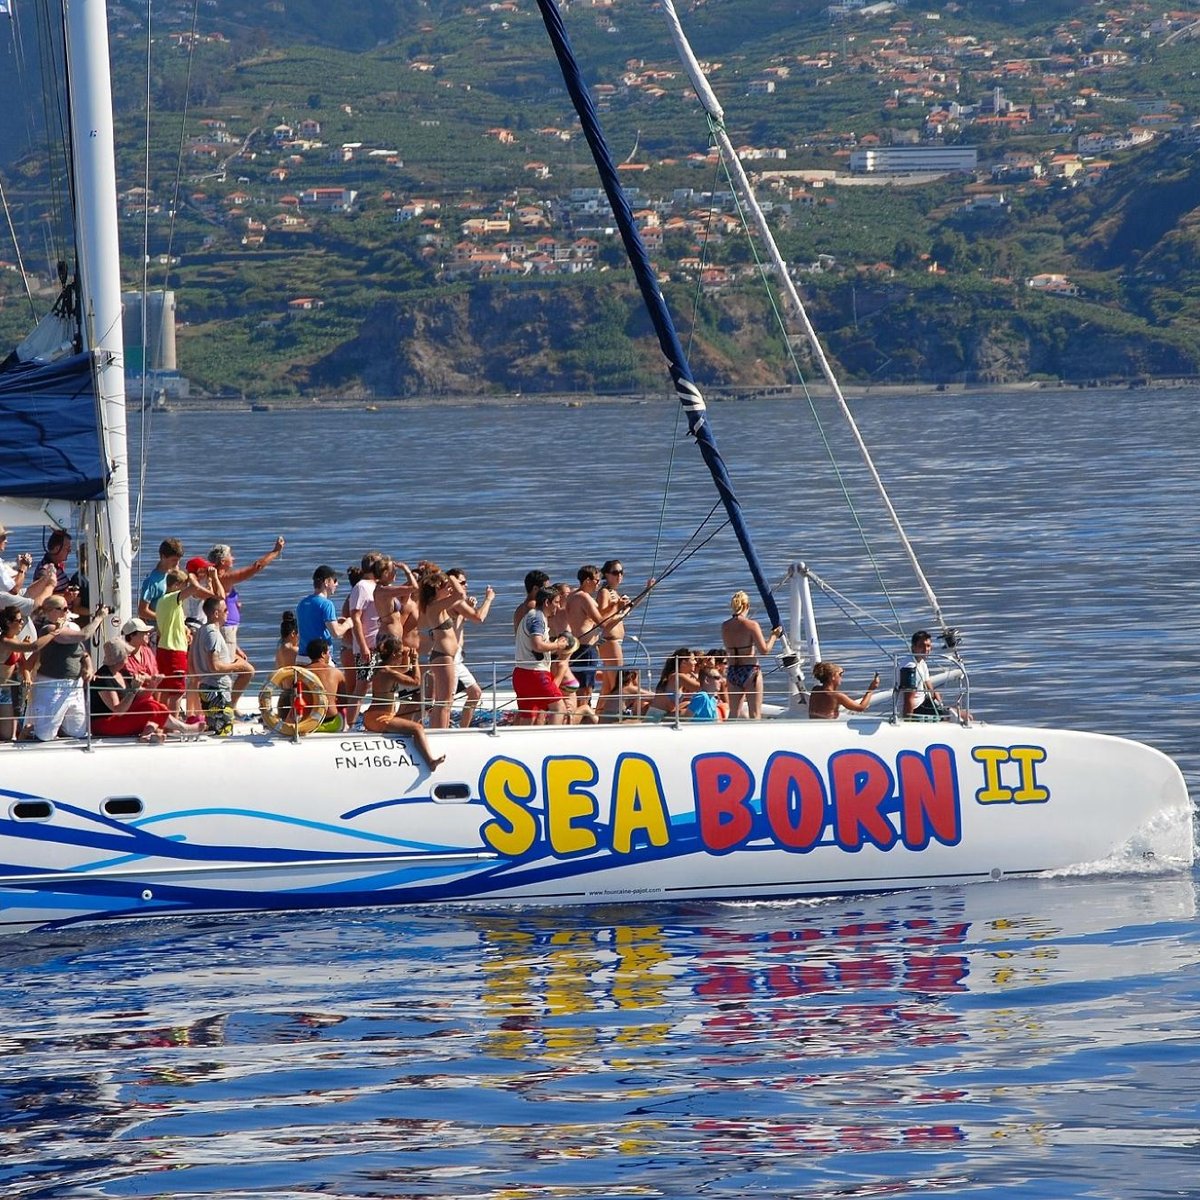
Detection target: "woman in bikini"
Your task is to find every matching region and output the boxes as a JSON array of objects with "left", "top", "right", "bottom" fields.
[
  {"left": 646, "top": 647, "right": 702, "bottom": 720},
  {"left": 362, "top": 635, "right": 444, "bottom": 771},
  {"left": 808, "top": 661, "right": 881, "bottom": 720},
  {"left": 720, "top": 591, "right": 783, "bottom": 720},
  {"left": 417, "top": 570, "right": 459, "bottom": 730}
]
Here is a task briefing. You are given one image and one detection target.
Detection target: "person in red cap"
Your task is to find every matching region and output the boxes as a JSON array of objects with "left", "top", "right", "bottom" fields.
[{"left": 182, "top": 557, "right": 224, "bottom": 628}]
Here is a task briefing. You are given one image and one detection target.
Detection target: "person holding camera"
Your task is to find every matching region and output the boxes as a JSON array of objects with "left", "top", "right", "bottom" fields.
[
  {"left": 0, "top": 527, "right": 34, "bottom": 596},
  {"left": 26, "top": 596, "right": 108, "bottom": 741}
]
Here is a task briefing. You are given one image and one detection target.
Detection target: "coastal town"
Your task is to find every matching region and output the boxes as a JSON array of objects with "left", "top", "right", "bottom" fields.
[
  {"left": 3, "top": 0, "right": 1200, "bottom": 394},
  {"left": 133, "top": 0, "right": 1200, "bottom": 302}
]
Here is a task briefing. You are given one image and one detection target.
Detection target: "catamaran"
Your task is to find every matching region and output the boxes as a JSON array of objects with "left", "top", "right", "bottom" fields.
[{"left": 0, "top": 0, "right": 1190, "bottom": 933}]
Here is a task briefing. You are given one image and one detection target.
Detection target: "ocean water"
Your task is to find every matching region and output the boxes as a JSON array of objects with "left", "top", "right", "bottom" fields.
[{"left": 2, "top": 385, "right": 1198, "bottom": 1197}]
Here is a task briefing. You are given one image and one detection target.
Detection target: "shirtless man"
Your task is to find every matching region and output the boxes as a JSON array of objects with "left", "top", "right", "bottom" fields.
[
  {"left": 564, "top": 565, "right": 603, "bottom": 709},
  {"left": 445, "top": 567, "right": 494, "bottom": 730},
  {"left": 304, "top": 639, "right": 350, "bottom": 732}
]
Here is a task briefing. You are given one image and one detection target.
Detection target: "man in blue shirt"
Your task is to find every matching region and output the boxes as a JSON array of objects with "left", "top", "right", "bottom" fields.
[{"left": 296, "top": 565, "right": 351, "bottom": 661}]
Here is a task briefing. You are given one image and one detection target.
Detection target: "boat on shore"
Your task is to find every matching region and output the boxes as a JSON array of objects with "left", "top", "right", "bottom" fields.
[{"left": 0, "top": 0, "right": 1190, "bottom": 934}]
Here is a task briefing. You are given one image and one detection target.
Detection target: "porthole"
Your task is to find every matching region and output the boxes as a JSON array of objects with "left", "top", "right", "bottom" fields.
[
  {"left": 431, "top": 782, "right": 472, "bottom": 803},
  {"left": 102, "top": 797, "right": 144, "bottom": 818},
  {"left": 11, "top": 800, "right": 54, "bottom": 822}
]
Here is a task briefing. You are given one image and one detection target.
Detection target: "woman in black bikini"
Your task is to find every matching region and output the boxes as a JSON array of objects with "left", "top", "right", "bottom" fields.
[
  {"left": 417, "top": 570, "right": 459, "bottom": 729},
  {"left": 808, "top": 661, "right": 880, "bottom": 720},
  {"left": 363, "top": 635, "right": 444, "bottom": 771},
  {"left": 720, "top": 590, "right": 783, "bottom": 720}
]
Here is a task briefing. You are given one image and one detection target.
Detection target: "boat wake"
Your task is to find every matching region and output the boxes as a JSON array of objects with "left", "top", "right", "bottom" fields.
[{"left": 1042, "top": 802, "right": 1196, "bottom": 880}]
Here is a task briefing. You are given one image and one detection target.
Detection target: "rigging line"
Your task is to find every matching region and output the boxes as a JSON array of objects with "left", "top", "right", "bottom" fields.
[
  {"left": 801, "top": 566, "right": 909, "bottom": 652},
  {"left": 636, "top": 394, "right": 684, "bottom": 646},
  {"left": 603, "top": 513, "right": 726, "bottom": 641},
  {"left": 36, "top": 0, "right": 71, "bottom": 270},
  {"left": 657, "top": 0, "right": 948, "bottom": 643},
  {"left": 131, "top": 0, "right": 158, "bottom": 557},
  {"left": 709, "top": 117, "right": 905, "bottom": 636},
  {"left": 3, "top": 4, "right": 38, "bottom": 317},
  {"left": 160, "top": 0, "right": 202, "bottom": 284},
  {"left": 0, "top": 177, "right": 37, "bottom": 319}
]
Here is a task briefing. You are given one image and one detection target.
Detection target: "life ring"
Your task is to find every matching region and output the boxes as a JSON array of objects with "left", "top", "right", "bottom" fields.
[{"left": 259, "top": 665, "right": 328, "bottom": 737}]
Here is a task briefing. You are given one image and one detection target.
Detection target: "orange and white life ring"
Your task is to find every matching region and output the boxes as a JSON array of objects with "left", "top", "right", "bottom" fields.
[{"left": 258, "top": 665, "right": 328, "bottom": 737}]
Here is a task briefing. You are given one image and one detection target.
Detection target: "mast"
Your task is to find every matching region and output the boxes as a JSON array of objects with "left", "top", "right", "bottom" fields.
[
  {"left": 534, "top": 0, "right": 782, "bottom": 632},
  {"left": 64, "top": 0, "right": 131, "bottom": 622},
  {"left": 657, "top": 0, "right": 949, "bottom": 637}
]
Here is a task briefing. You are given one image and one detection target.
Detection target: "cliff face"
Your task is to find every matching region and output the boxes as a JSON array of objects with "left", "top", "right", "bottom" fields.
[
  {"left": 302, "top": 275, "right": 1200, "bottom": 398},
  {"left": 309, "top": 281, "right": 819, "bottom": 397}
]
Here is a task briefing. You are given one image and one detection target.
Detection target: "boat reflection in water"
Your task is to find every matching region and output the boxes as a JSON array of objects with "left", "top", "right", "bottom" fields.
[{"left": 1, "top": 874, "right": 1196, "bottom": 1194}]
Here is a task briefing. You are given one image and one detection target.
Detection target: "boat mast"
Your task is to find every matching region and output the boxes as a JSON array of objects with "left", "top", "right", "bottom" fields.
[
  {"left": 658, "top": 0, "right": 950, "bottom": 637},
  {"left": 64, "top": 0, "right": 132, "bottom": 623},
  {"left": 535, "top": 0, "right": 783, "bottom": 633}
]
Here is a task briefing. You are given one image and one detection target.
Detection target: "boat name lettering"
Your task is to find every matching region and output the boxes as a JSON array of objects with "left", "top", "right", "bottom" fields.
[
  {"left": 339, "top": 739, "right": 395, "bottom": 753},
  {"left": 971, "top": 745, "right": 1049, "bottom": 804},
  {"left": 478, "top": 745, "right": 969, "bottom": 860}
]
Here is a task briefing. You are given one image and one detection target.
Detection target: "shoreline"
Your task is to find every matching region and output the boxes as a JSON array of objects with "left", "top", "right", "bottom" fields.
[{"left": 147, "top": 376, "right": 1200, "bottom": 414}]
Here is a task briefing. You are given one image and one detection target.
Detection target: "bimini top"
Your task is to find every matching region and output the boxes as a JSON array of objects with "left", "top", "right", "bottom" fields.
[{"left": 0, "top": 351, "right": 107, "bottom": 502}]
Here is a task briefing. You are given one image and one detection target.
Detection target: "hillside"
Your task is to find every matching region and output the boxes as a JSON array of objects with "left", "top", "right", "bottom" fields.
[{"left": 1, "top": 0, "right": 1199, "bottom": 394}]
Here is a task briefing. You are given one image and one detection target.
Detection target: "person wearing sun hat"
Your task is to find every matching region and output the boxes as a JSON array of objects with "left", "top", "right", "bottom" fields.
[{"left": 121, "top": 616, "right": 159, "bottom": 683}]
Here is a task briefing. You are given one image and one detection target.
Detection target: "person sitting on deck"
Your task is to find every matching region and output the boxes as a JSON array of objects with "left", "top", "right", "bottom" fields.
[
  {"left": 896, "top": 630, "right": 968, "bottom": 721},
  {"left": 362, "top": 634, "right": 444, "bottom": 772},
  {"left": 808, "top": 661, "right": 881, "bottom": 720},
  {"left": 276, "top": 610, "right": 299, "bottom": 669},
  {"left": 90, "top": 639, "right": 200, "bottom": 742},
  {"left": 302, "top": 639, "right": 349, "bottom": 733}
]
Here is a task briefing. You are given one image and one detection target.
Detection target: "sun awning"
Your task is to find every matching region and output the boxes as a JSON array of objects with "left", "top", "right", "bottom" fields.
[{"left": 0, "top": 352, "right": 107, "bottom": 501}]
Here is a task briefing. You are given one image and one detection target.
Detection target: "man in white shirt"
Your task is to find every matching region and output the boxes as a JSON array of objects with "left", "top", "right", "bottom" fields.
[{"left": 513, "top": 585, "right": 568, "bottom": 726}]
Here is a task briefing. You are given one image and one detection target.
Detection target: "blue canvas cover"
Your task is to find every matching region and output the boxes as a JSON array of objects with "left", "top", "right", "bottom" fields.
[{"left": 0, "top": 352, "right": 107, "bottom": 501}]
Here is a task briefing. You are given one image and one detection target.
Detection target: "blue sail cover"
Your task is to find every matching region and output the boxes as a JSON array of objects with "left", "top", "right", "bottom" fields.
[{"left": 0, "top": 352, "right": 107, "bottom": 501}]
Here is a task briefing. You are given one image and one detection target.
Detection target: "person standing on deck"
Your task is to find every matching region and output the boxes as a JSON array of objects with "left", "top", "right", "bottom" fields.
[
  {"left": 138, "top": 538, "right": 184, "bottom": 621},
  {"left": 445, "top": 567, "right": 494, "bottom": 730},
  {"left": 513, "top": 585, "right": 568, "bottom": 726},
  {"left": 595, "top": 560, "right": 635, "bottom": 721},
  {"left": 208, "top": 537, "right": 285, "bottom": 651},
  {"left": 296, "top": 566, "right": 352, "bottom": 662},
  {"left": 721, "top": 590, "right": 782, "bottom": 720},
  {"left": 564, "top": 565, "right": 603, "bottom": 710}
]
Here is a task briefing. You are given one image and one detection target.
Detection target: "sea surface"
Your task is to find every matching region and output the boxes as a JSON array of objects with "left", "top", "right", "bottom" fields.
[{"left": 3, "top": 385, "right": 1199, "bottom": 1198}]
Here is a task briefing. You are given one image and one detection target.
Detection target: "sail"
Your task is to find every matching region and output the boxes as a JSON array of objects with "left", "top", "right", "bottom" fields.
[
  {"left": 0, "top": 352, "right": 107, "bottom": 501},
  {"left": 534, "top": 0, "right": 783, "bottom": 632}
]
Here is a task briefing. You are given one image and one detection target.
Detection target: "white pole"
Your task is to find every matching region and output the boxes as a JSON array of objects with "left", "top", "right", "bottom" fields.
[
  {"left": 798, "top": 565, "right": 821, "bottom": 667},
  {"left": 65, "top": 0, "right": 131, "bottom": 625},
  {"left": 658, "top": 0, "right": 948, "bottom": 633}
]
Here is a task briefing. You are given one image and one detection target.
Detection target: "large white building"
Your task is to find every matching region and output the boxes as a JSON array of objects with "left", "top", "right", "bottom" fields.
[{"left": 849, "top": 146, "right": 978, "bottom": 174}]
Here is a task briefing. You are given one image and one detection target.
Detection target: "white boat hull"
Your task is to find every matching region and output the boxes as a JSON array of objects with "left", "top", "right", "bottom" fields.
[{"left": 0, "top": 718, "right": 1191, "bottom": 931}]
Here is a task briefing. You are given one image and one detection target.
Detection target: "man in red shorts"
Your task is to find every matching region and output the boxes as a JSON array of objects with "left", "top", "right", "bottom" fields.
[{"left": 513, "top": 585, "right": 569, "bottom": 725}]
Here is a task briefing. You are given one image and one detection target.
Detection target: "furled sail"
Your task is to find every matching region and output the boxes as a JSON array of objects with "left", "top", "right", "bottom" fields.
[
  {"left": 0, "top": 352, "right": 107, "bottom": 501},
  {"left": 534, "top": 0, "right": 783, "bottom": 632}
]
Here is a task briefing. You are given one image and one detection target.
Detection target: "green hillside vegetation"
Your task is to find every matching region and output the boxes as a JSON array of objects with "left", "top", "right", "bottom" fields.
[{"left": 1, "top": 0, "right": 1199, "bottom": 394}]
